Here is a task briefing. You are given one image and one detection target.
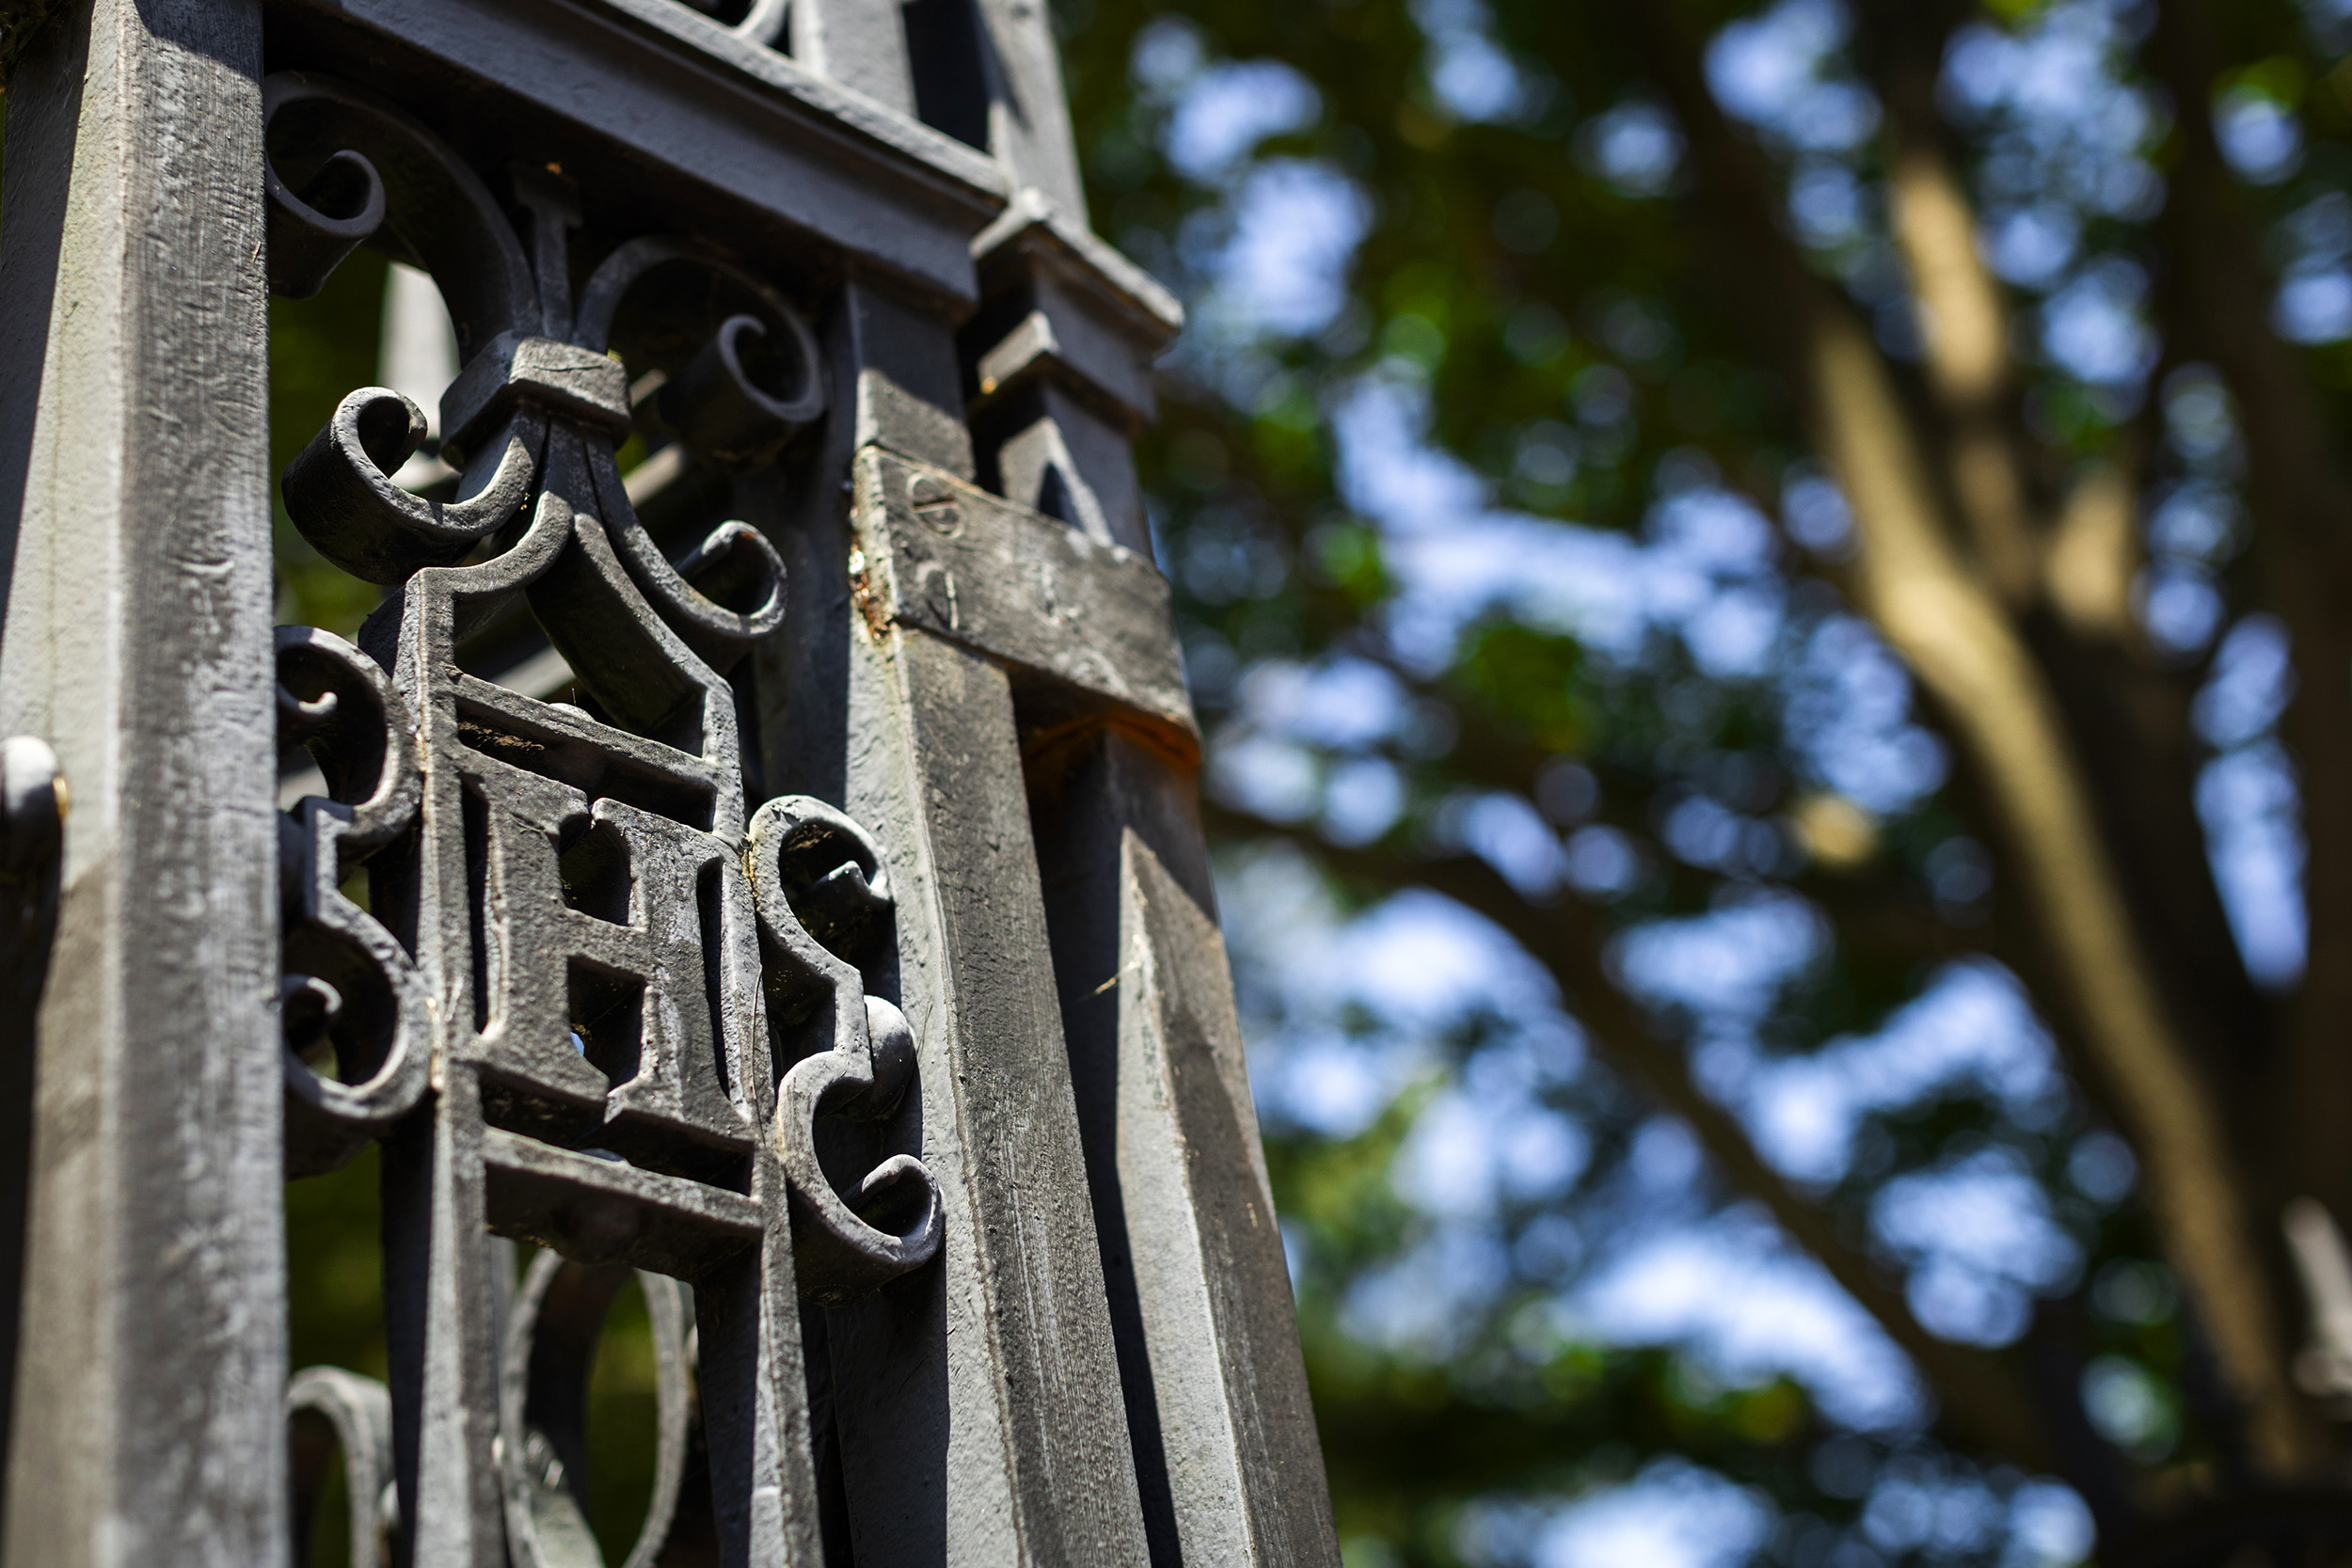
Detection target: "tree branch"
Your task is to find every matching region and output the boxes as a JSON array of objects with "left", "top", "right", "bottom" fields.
[
  {"left": 2148, "top": 0, "right": 2352, "bottom": 1294},
  {"left": 1212, "top": 803, "right": 2060, "bottom": 1472},
  {"left": 1887, "top": 135, "right": 2042, "bottom": 603},
  {"left": 1876, "top": 25, "right": 2263, "bottom": 1130},
  {"left": 1633, "top": 0, "right": 2316, "bottom": 1474},
  {"left": 1892, "top": 150, "right": 2270, "bottom": 1165}
]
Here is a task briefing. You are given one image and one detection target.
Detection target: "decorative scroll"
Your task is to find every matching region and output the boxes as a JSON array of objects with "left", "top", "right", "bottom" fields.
[
  {"left": 287, "top": 1367, "right": 397, "bottom": 1568},
  {"left": 267, "top": 70, "right": 938, "bottom": 1565},
  {"left": 500, "top": 1258, "right": 691, "bottom": 1568}
]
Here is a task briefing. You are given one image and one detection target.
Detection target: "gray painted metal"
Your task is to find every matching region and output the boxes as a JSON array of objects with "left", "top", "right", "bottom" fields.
[
  {"left": 850, "top": 450, "right": 1194, "bottom": 740},
  {"left": 0, "top": 0, "right": 1341, "bottom": 1562},
  {"left": 0, "top": 3, "right": 287, "bottom": 1563},
  {"left": 1030, "top": 736, "right": 1338, "bottom": 1567}
]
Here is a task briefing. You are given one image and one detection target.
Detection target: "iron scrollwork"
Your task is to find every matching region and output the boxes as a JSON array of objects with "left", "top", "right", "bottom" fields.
[{"left": 267, "top": 69, "right": 938, "bottom": 1564}]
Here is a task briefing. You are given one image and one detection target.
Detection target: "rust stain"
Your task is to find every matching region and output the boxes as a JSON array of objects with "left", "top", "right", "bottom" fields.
[{"left": 847, "top": 546, "right": 895, "bottom": 641}]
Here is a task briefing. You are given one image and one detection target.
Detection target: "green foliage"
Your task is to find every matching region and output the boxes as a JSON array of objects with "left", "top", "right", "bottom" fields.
[
  {"left": 1053, "top": 0, "right": 2287, "bottom": 1560},
  {"left": 287, "top": 1150, "right": 389, "bottom": 1385},
  {"left": 252, "top": 0, "right": 2352, "bottom": 1556},
  {"left": 1450, "top": 621, "right": 1590, "bottom": 756},
  {"left": 272, "top": 252, "right": 389, "bottom": 640}
]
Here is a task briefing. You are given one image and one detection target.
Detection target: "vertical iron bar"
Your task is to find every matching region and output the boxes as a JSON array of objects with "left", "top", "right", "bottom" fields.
[
  {"left": 961, "top": 4, "right": 1344, "bottom": 1557},
  {"left": 759, "top": 269, "right": 1156, "bottom": 1566},
  {"left": 0, "top": 0, "right": 286, "bottom": 1561},
  {"left": 1031, "top": 734, "right": 1343, "bottom": 1566}
]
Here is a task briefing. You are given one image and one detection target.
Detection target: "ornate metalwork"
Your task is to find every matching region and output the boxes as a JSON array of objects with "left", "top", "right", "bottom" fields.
[
  {"left": 0, "top": 0, "right": 1341, "bottom": 1561},
  {"left": 268, "top": 70, "right": 937, "bottom": 1564},
  {"left": 499, "top": 1258, "right": 691, "bottom": 1568},
  {"left": 287, "top": 1367, "right": 396, "bottom": 1568}
]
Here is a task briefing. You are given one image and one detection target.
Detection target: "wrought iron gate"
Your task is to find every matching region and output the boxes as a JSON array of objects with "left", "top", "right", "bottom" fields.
[{"left": 0, "top": 1, "right": 1338, "bottom": 1562}]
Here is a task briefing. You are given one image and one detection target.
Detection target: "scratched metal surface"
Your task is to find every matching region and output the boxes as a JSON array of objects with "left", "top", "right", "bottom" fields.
[{"left": 0, "top": 2, "right": 1337, "bottom": 1562}]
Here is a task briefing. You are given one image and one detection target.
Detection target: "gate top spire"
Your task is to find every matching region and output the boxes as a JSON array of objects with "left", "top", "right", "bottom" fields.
[{"left": 0, "top": 1, "right": 1341, "bottom": 1564}]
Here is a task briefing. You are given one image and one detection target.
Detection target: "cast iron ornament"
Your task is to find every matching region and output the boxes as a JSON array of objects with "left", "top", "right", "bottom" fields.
[{"left": 267, "top": 68, "right": 940, "bottom": 1564}]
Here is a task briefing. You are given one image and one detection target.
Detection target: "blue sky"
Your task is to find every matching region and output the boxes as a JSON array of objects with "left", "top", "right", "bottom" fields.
[{"left": 1118, "top": 1, "right": 2338, "bottom": 1561}]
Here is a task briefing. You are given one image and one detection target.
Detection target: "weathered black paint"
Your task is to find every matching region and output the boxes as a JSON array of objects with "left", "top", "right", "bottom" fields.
[{"left": 0, "top": 0, "right": 1340, "bottom": 1562}]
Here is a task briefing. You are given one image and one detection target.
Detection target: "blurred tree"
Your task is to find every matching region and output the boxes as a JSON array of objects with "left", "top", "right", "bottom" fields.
[
  {"left": 1049, "top": 0, "right": 2352, "bottom": 1563},
  {"left": 192, "top": 0, "right": 2352, "bottom": 1559}
]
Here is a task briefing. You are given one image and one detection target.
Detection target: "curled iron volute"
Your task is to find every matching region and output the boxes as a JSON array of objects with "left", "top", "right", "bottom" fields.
[
  {"left": 777, "top": 994, "right": 941, "bottom": 1304},
  {"left": 265, "top": 146, "right": 386, "bottom": 299},
  {"left": 286, "top": 1367, "right": 396, "bottom": 1568},
  {"left": 282, "top": 389, "right": 543, "bottom": 585},
  {"left": 744, "top": 795, "right": 941, "bottom": 1303},
  {"left": 657, "top": 312, "right": 826, "bottom": 472},
  {"left": 276, "top": 627, "right": 431, "bottom": 1177},
  {"left": 586, "top": 452, "right": 788, "bottom": 674},
  {"left": 743, "top": 795, "right": 891, "bottom": 1024}
]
